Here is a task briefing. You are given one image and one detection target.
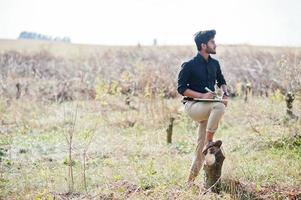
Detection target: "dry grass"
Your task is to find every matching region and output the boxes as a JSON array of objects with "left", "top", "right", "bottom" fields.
[
  {"left": 1, "top": 39, "right": 301, "bottom": 102},
  {"left": 0, "top": 39, "right": 301, "bottom": 199},
  {"left": 1, "top": 96, "right": 300, "bottom": 199}
]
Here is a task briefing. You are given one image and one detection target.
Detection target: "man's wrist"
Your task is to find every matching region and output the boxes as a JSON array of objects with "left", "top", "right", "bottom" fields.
[
  {"left": 223, "top": 92, "right": 229, "bottom": 97},
  {"left": 197, "top": 93, "right": 204, "bottom": 98}
]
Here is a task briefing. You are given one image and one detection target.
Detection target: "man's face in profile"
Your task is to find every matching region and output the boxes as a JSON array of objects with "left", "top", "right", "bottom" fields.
[{"left": 205, "top": 38, "right": 216, "bottom": 54}]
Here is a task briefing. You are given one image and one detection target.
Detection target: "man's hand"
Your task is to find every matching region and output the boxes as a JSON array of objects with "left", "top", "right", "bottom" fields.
[
  {"left": 222, "top": 94, "right": 228, "bottom": 107},
  {"left": 202, "top": 92, "right": 215, "bottom": 99}
]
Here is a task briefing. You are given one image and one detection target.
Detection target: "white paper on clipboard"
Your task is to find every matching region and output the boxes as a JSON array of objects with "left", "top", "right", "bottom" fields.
[{"left": 192, "top": 98, "right": 226, "bottom": 102}]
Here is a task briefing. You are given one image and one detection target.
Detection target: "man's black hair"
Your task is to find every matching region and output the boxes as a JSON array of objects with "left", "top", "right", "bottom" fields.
[{"left": 194, "top": 30, "right": 216, "bottom": 51}]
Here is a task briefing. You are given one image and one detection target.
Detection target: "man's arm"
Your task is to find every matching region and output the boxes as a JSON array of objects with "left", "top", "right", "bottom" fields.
[
  {"left": 220, "top": 84, "right": 228, "bottom": 95},
  {"left": 216, "top": 61, "right": 226, "bottom": 89},
  {"left": 216, "top": 62, "right": 228, "bottom": 106},
  {"left": 178, "top": 62, "right": 214, "bottom": 99},
  {"left": 216, "top": 62, "right": 228, "bottom": 96},
  {"left": 183, "top": 89, "right": 214, "bottom": 99},
  {"left": 177, "top": 62, "right": 190, "bottom": 95},
  {"left": 220, "top": 84, "right": 228, "bottom": 106}
]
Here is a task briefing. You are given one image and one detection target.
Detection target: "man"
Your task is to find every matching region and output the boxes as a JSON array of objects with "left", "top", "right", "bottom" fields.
[{"left": 177, "top": 30, "right": 229, "bottom": 184}]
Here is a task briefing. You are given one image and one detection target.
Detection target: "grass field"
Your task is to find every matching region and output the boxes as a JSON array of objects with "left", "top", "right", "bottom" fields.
[{"left": 0, "top": 39, "right": 301, "bottom": 199}]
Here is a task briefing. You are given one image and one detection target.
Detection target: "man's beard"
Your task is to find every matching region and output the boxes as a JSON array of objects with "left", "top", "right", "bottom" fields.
[{"left": 206, "top": 48, "right": 216, "bottom": 54}]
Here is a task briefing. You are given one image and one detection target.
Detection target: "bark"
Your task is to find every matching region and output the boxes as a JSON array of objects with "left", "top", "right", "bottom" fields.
[
  {"left": 285, "top": 92, "right": 296, "bottom": 118},
  {"left": 166, "top": 117, "right": 175, "bottom": 144},
  {"left": 203, "top": 143, "right": 225, "bottom": 193}
]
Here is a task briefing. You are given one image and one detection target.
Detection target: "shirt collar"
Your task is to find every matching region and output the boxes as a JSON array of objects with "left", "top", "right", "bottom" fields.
[{"left": 196, "top": 52, "right": 212, "bottom": 64}]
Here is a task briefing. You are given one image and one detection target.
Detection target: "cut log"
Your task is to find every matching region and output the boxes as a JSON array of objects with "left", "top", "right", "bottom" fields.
[
  {"left": 166, "top": 117, "right": 175, "bottom": 144},
  {"left": 285, "top": 92, "right": 297, "bottom": 119},
  {"left": 203, "top": 141, "right": 225, "bottom": 193}
]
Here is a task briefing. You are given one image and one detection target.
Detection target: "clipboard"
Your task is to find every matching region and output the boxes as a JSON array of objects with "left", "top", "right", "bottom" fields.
[{"left": 192, "top": 98, "right": 226, "bottom": 102}]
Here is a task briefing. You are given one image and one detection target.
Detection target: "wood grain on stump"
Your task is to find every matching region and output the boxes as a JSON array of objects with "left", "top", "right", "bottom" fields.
[{"left": 203, "top": 141, "right": 225, "bottom": 193}]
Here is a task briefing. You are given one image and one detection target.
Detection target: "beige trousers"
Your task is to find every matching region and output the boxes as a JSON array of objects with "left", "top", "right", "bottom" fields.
[{"left": 184, "top": 101, "right": 226, "bottom": 180}]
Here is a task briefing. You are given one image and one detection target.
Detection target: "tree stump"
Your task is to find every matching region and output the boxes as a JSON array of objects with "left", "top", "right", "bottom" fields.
[
  {"left": 244, "top": 83, "right": 252, "bottom": 103},
  {"left": 285, "top": 92, "right": 296, "bottom": 119},
  {"left": 203, "top": 141, "right": 225, "bottom": 193},
  {"left": 16, "top": 83, "right": 21, "bottom": 99},
  {"left": 166, "top": 117, "right": 175, "bottom": 144}
]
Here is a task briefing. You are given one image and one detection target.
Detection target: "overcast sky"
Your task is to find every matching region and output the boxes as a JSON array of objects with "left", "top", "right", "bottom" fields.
[{"left": 1, "top": 0, "right": 301, "bottom": 46}]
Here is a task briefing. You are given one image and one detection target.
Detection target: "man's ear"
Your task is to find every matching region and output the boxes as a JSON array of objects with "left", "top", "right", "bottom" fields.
[{"left": 201, "top": 43, "right": 207, "bottom": 50}]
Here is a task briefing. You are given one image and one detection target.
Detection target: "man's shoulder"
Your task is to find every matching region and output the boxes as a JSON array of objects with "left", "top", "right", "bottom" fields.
[
  {"left": 181, "top": 56, "right": 197, "bottom": 68},
  {"left": 181, "top": 59, "right": 194, "bottom": 68}
]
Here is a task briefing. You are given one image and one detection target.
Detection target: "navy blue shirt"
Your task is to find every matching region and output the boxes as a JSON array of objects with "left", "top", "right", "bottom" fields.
[{"left": 177, "top": 53, "right": 226, "bottom": 96}]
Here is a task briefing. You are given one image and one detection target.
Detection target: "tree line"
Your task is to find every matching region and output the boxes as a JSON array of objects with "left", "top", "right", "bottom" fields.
[{"left": 18, "top": 31, "right": 71, "bottom": 43}]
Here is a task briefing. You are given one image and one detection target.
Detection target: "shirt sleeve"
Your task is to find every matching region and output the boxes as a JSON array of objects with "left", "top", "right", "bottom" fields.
[
  {"left": 177, "top": 62, "right": 190, "bottom": 96},
  {"left": 216, "top": 61, "right": 227, "bottom": 88}
]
